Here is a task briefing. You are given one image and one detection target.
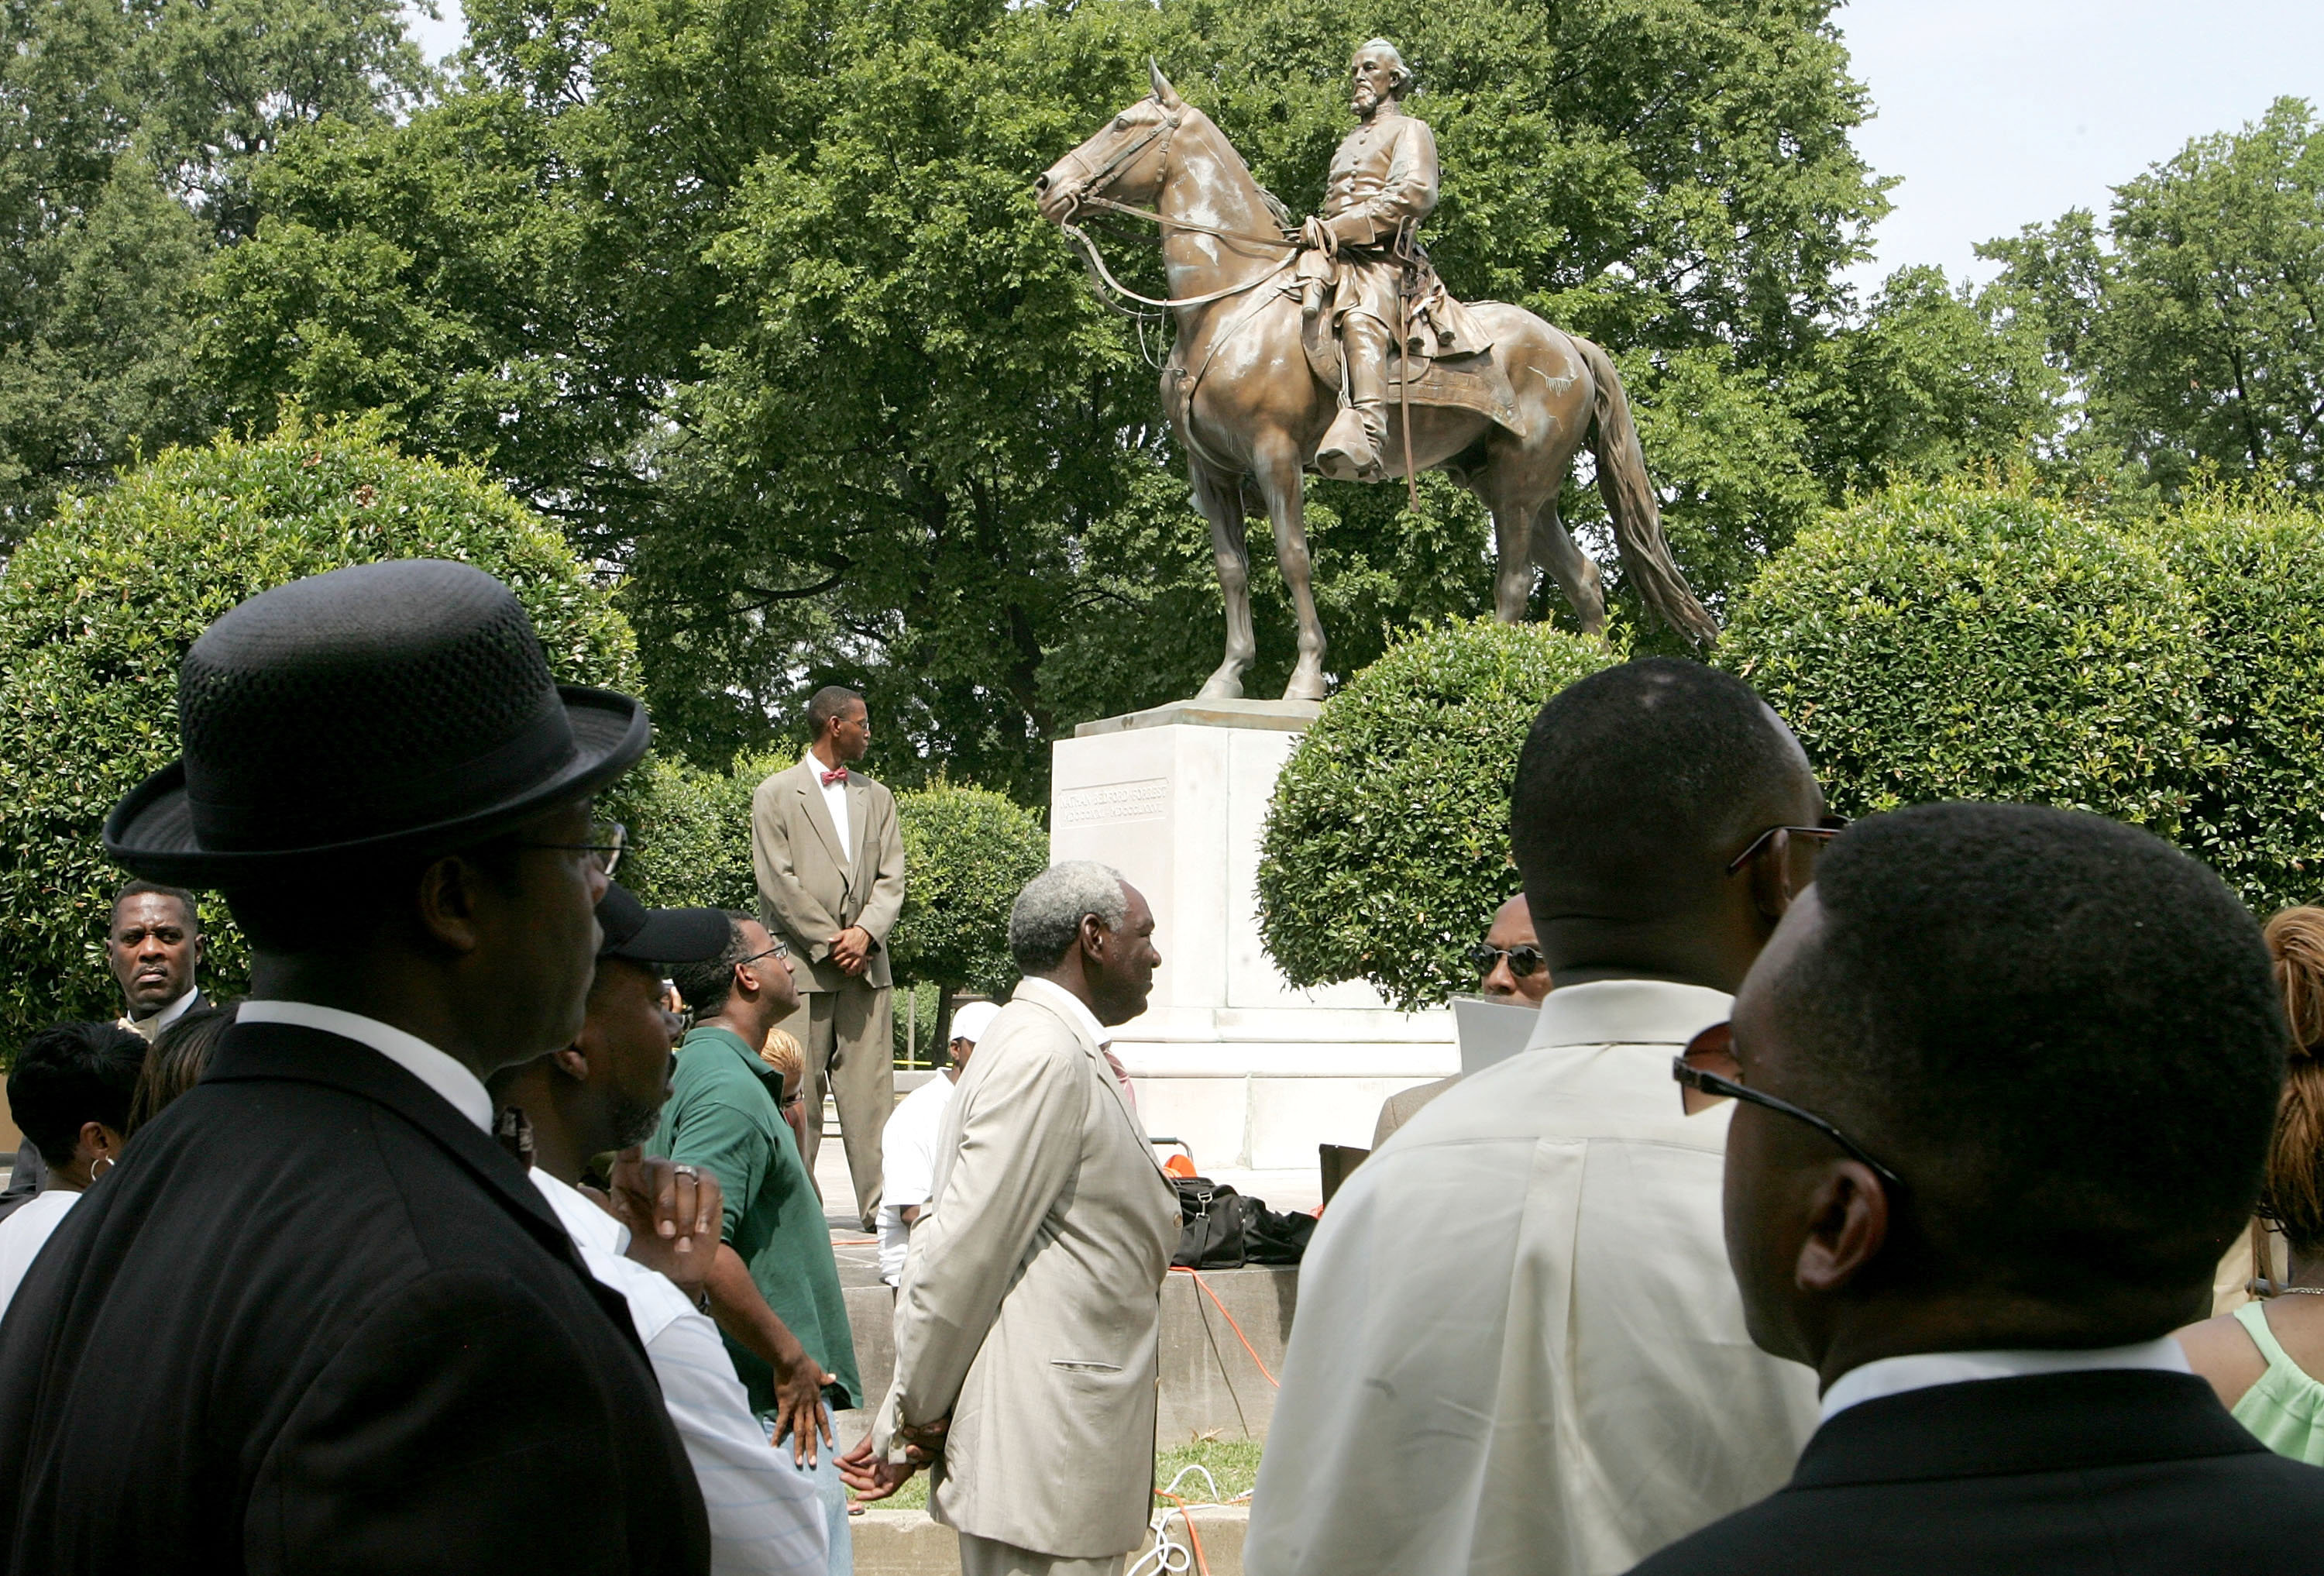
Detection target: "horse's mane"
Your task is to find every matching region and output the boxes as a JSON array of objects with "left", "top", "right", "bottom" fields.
[{"left": 1180, "top": 100, "right": 1295, "bottom": 236}]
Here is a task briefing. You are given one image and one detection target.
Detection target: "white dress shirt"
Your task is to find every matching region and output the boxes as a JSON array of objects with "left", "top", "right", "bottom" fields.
[
  {"left": 236, "top": 1000, "right": 493, "bottom": 1130},
  {"left": 877, "top": 1073, "right": 960, "bottom": 1285},
  {"left": 530, "top": 1168, "right": 827, "bottom": 1576},
  {"left": 1247, "top": 979, "right": 1820, "bottom": 1576},
  {"left": 0, "top": 1189, "right": 80, "bottom": 1317},
  {"left": 1820, "top": 1337, "right": 2194, "bottom": 1421},
  {"left": 805, "top": 752, "right": 851, "bottom": 862},
  {"left": 124, "top": 987, "right": 201, "bottom": 1038}
]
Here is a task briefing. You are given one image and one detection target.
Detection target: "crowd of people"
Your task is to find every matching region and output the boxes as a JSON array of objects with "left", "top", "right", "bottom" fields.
[{"left": 7, "top": 559, "right": 2324, "bottom": 1574}]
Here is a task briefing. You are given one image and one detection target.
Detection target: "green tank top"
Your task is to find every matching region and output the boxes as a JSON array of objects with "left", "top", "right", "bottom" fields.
[{"left": 2231, "top": 1300, "right": 2324, "bottom": 1466}]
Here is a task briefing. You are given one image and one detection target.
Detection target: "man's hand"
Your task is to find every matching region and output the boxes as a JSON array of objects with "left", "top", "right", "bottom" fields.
[
  {"left": 828, "top": 925, "right": 873, "bottom": 976},
  {"left": 768, "top": 1323, "right": 837, "bottom": 1468},
  {"left": 1325, "top": 212, "right": 1377, "bottom": 249},
  {"left": 838, "top": 1433, "right": 939, "bottom": 1502},
  {"left": 597, "top": 1149, "right": 720, "bottom": 1299},
  {"left": 1300, "top": 214, "right": 1336, "bottom": 256}
]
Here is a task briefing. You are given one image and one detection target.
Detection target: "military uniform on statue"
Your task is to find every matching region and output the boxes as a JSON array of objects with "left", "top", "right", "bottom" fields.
[{"left": 751, "top": 686, "right": 906, "bottom": 1231}]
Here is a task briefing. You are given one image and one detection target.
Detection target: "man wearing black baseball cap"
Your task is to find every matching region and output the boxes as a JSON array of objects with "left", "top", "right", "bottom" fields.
[
  {"left": 0, "top": 561, "right": 710, "bottom": 1574},
  {"left": 490, "top": 883, "right": 830, "bottom": 1576}
]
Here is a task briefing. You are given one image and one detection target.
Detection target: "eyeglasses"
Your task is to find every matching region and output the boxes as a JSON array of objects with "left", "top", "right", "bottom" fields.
[
  {"left": 1467, "top": 942, "right": 1546, "bottom": 979},
  {"left": 736, "top": 939, "right": 790, "bottom": 969},
  {"left": 1724, "top": 816, "right": 1848, "bottom": 876},
  {"left": 523, "top": 820, "right": 627, "bottom": 876},
  {"left": 1672, "top": 1022, "right": 1903, "bottom": 1189}
]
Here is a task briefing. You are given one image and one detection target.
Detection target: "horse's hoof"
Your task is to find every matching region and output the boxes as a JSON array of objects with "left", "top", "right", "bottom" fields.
[
  {"left": 1195, "top": 670, "right": 1246, "bottom": 701},
  {"left": 1282, "top": 669, "right": 1328, "bottom": 704}
]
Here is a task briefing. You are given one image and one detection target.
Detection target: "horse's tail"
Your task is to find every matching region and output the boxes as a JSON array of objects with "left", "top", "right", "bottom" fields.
[{"left": 1573, "top": 334, "right": 1719, "bottom": 648}]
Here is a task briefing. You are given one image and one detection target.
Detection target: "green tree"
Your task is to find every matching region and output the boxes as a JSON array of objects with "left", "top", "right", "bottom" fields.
[
  {"left": 888, "top": 783, "right": 1048, "bottom": 1037},
  {"left": 1256, "top": 618, "right": 1618, "bottom": 1010},
  {"left": 201, "top": 0, "right": 1902, "bottom": 786},
  {"left": 0, "top": 418, "right": 640, "bottom": 1050},
  {"left": 0, "top": 0, "right": 432, "bottom": 543},
  {"left": 1987, "top": 97, "right": 2324, "bottom": 495}
]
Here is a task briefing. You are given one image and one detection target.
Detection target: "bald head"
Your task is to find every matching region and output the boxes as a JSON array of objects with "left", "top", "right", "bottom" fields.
[{"left": 1511, "top": 658, "right": 1821, "bottom": 989}]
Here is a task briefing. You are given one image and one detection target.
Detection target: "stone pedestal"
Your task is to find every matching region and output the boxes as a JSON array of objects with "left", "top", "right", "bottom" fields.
[{"left": 1050, "top": 698, "right": 1454, "bottom": 1172}]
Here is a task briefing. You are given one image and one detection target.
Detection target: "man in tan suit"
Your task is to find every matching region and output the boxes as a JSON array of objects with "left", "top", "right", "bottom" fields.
[
  {"left": 751, "top": 685, "right": 907, "bottom": 1230},
  {"left": 841, "top": 862, "right": 1177, "bottom": 1576}
]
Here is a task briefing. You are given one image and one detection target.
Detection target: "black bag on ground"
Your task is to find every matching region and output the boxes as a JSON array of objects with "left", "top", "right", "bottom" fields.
[{"left": 1172, "top": 1176, "right": 1316, "bottom": 1268}]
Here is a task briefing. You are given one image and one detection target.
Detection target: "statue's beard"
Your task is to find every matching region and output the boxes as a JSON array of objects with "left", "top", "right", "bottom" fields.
[{"left": 1352, "top": 84, "right": 1379, "bottom": 115}]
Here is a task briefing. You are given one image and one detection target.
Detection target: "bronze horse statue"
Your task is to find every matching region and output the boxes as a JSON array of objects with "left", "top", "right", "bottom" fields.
[{"left": 1035, "top": 65, "right": 1717, "bottom": 702}]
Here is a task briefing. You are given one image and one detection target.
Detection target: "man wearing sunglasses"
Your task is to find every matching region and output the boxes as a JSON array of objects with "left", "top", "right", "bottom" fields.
[
  {"left": 1371, "top": 896, "right": 1552, "bottom": 1148},
  {"left": 1251, "top": 658, "right": 1826, "bottom": 1576},
  {"left": 1635, "top": 803, "right": 2324, "bottom": 1572}
]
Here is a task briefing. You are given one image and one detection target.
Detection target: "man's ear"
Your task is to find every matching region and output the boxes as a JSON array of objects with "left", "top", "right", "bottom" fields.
[
  {"left": 412, "top": 853, "right": 490, "bottom": 955},
  {"left": 1796, "top": 1163, "right": 1889, "bottom": 1294},
  {"left": 1745, "top": 829, "right": 1798, "bottom": 922},
  {"left": 552, "top": 1044, "right": 590, "bottom": 1084}
]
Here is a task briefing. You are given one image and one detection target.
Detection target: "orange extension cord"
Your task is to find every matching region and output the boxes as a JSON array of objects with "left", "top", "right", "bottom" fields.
[{"left": 1168, "top": 1265, "right": 1280, "bottom": 1388}]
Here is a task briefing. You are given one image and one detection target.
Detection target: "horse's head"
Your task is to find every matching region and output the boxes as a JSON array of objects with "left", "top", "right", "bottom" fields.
[{"left": 1035, "top": 61, "right": 1184, "bottom": 224}]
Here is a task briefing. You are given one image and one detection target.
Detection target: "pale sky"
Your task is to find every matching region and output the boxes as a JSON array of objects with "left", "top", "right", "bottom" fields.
[{"left": 402, "top": 0, "right": 2324, "bottom": 295}]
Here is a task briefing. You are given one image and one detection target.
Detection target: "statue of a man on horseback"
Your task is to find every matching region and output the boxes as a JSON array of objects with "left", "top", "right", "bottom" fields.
[
  {"left": 1298, "top": 39, "right": 1489, "bottom": 483},
  {"left": 1036, "top": 52, "right": 1719, "bottom": 703}
]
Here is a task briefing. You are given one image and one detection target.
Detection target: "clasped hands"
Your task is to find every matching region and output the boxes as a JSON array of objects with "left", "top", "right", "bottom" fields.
[
  {"left": 838, "top": 1416, "right": 947, "bottom": 1502},
  {"left": 827, "top": 924, "right": 874, "bottom": 976}
]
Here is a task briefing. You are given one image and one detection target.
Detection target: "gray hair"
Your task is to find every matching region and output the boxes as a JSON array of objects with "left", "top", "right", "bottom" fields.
[
  {"left": 1009, "top": 861, "right": 1129, "bottom": 975},
  {"left": 1354, "top": 38, "right": 1412, "bottom": 92}
]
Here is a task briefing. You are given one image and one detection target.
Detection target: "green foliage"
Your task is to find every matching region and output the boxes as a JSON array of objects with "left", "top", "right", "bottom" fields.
[
  {"left": 1721, "top": 480, "right": 2209, "bottom": 834},
  {"left": 2140, "top": 489, "right": 2324, "bottom": 911},
  {"left": 0, "top": 418, "right": 640, "bottom": 1051},
  {"left": 888, "top": 783, "right": 1048, "bottom": 996},
  {"left": 0, "top": 0, "right": 432, "bottom": 543},
  {"left": 1986, "top": 98, "right": 2324, "bottom": 496},
  {"left": 1256, "top": 618, "right": 1618, "bottom": 1010},
  {"left": 611, "top": 752, "right": 773, "bottom": 915},
  {"left": 202, "top": 0, "right": 1900, "bottom": 783}
]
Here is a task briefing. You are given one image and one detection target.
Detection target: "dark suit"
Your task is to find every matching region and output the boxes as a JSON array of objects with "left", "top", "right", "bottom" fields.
[
  {"left": 0, "top": 1020, "right": 710, "bottom": 1574},
  {"left": 1628, "top": 1368, "right": 2324, "bottom": 1575}
]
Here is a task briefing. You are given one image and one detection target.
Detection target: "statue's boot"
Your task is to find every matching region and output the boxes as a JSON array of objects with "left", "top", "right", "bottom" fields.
[{"left": 1316, "top": 314, "right": 1391, "bottom": 482}]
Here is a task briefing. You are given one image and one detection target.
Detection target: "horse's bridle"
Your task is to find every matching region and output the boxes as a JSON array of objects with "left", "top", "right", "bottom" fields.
[{"left": 1054, "top": 98, "right": 1297, "bottom": 312}]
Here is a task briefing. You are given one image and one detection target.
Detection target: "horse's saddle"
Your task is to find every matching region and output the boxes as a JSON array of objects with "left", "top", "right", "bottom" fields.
[{"left": 1301, "top": 309, "right": 1529, "bottom": 442}]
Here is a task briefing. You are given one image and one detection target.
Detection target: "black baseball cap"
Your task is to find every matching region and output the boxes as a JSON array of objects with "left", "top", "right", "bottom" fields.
[{"left": 596, "top": 882, "right": 731, "bottom": 966}]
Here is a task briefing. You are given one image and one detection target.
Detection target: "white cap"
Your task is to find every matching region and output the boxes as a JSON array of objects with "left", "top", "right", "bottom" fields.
[{"left": 949, "top": 1000, "right": 1002, "bottom": 1045}]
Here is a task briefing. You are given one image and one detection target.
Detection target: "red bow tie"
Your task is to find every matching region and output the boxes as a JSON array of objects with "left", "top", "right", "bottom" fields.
[{"left": 821, "top": 766, "right": 848, "bottom": 786}]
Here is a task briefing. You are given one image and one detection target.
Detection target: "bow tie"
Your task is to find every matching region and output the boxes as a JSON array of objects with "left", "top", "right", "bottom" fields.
[{"left": 820, "top": 766, "right": 848, "bottom": 786}]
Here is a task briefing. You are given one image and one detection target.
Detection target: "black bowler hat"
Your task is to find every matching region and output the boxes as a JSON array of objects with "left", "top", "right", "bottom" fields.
[
  {"left": 105, "top": 559, "right": 651, "bottom": 885},
  {"left": 596, "top": 882, "right": 731, "bottom": 966}
]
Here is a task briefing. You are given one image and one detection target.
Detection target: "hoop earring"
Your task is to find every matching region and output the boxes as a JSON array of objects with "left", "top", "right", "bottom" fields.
[{"left": 91, "top": 1155, "right": 114, "bottom": 1179}]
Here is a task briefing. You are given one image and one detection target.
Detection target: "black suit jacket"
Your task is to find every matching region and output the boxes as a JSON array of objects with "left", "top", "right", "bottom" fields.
[
  {"left": 0, "top": 1020, "right": 710, "bottom": 1574},
  {"left": 1630, "top": 1368, "right": 2324, "bottom": 1574}
]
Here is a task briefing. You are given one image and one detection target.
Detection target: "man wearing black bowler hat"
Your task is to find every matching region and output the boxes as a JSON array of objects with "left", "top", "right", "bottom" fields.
[{"left": 0, "top": 560, "right": 711, "bottom": 1574}]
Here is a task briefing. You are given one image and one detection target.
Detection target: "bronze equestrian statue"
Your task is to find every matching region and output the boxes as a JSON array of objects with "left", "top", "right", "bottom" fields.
[{"left": 1036, "top": 46, "right": 1718, "bottom": 703}]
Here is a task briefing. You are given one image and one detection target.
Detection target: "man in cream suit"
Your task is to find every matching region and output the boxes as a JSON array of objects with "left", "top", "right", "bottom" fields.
[
  {"left": 841, "top": 862, "right": 1177, "bottom": 1576},
  {"left": 751, "top": 685, "right": 907, "bottom": 1230}
]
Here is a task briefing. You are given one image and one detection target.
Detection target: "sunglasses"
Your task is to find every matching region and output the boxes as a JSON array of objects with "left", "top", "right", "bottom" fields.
[
  {"left": 1467, "top": 941, "right": 1547, "bottom": 979},
  {"left": 1724, "top": 816, "right": 1849, "bottom": 876},
  {"left": 1673, "top": 1022, "right": 1903, "bottom": 1189}
]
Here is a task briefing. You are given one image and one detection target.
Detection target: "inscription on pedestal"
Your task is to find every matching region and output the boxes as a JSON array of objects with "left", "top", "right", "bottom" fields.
[{"left": 1057, "top": 777, "right": 1169, "bottom": 828}]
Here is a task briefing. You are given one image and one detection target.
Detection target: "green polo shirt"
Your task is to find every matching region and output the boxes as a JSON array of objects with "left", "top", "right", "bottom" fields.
[{"left": 650, "top": 1024, "right": 862, "bottom": 1414}]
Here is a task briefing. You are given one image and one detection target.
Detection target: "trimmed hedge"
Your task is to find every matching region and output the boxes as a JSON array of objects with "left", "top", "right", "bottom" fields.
[
  {"left": 1256, "top": 618, "right": 1620, "bottom": 1011},
  {"left": 0, "top": 419, "right": 641, "bottom": 1051},
  {"left": 1721, "top": 480, "right": 2211, "bottom": 836},
  {"left": 2144, "top": 492, "right": 2324, "bottom": 910}
]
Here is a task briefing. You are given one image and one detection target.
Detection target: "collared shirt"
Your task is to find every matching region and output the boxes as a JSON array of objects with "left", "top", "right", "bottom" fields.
[
  {"left": 803, "top": 752, "right": 851, "bottom": 862},
  {"left": 1247, "top": 979, "right": 1820, "bottom": 1576},
  {"left": 1820, "top": 1338, "right": 2194, "bottom": 1422},
  {"left": 529, "top": 1168, "right": 827, "bottom": 1576},
  {"left": 1011, "top": 977, "right": 1136, "bottom": 1112},
  {"left": 236, "top": 1000, "right": 493, "bottom": 1132},
  {"left": 122, "top": 987, "right": 201, "bottom": 1041},
  {"left": 651, "top": 1025, "right": 863, "bottom": 1413},
  {"left": 0, "top": 1190, "right": 80, "bottom": 1317}
]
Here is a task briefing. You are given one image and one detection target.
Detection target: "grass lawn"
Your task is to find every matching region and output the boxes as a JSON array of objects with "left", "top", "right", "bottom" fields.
[{"left": 855, "top": 1437, "right": 1264, "bottom": 1516}]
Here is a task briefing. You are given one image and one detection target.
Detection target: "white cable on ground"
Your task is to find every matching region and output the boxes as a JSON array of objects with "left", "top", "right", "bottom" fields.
[{"left": 1124, "top": 1464, "right": 1229, "bottom": 1576}]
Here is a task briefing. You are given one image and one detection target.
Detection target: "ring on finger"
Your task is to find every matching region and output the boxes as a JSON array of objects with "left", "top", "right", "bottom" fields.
[{"left": 672, "top": 1164, "right": 700, "bottom": 1179}]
